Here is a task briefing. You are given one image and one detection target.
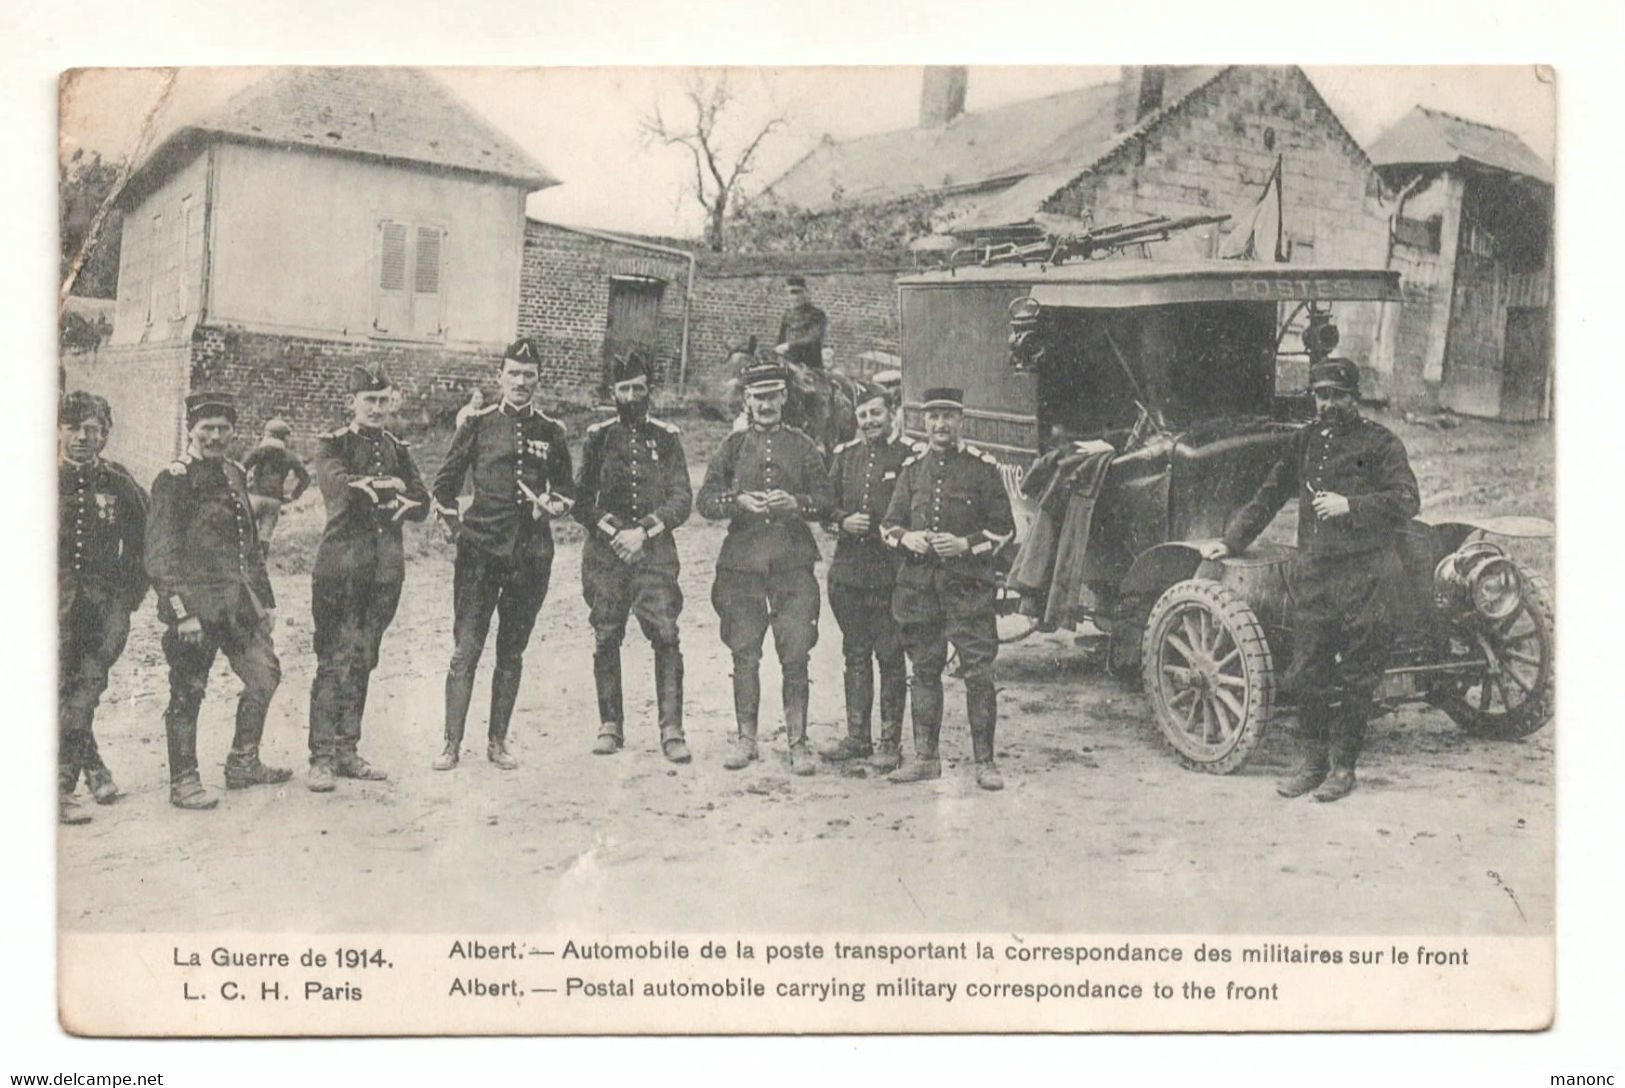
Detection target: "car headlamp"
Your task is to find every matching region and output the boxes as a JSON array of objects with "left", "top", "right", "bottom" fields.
[
  {"left": 1433, "top": 542, "right": 1522, "bottom": 621},
  {"left": 1008, "top": 296, "right": 1044, "bottom": 372}
]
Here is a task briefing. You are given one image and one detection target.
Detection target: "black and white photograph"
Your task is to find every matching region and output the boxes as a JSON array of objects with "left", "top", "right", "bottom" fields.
[{"left": 45, "top": 55, "right": 1567, "bottom": 1036}]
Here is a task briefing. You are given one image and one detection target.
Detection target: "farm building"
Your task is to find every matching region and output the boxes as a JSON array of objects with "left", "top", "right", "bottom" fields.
[
  {"left": 1369, "top": 106, "right": 1553, "bottom": 420},
  {"left": 63, "top": 66, "right": 556, "bottom": 481}
]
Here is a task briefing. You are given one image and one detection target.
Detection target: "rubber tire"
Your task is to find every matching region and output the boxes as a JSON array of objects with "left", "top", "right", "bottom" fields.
[
  {"left": 1141, "top": 578, "right": 1275, "bottom": 774},
  {"left": 1433, "top": 559, "right": 1555, "bottom": 740}
]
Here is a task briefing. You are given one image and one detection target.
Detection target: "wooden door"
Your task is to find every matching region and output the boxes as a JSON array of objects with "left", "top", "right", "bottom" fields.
[
  {"left": 602, "top": 276, "right": 664, "bottom": 385},
  {"left": 1500, "top": 306, "right": 1551, "bottom": 421}
]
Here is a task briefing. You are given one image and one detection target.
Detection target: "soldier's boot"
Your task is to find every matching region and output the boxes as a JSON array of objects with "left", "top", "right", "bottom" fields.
[
  {"left": 722, "top": 663, "right": 760, "bottom": 770},
  {"left": 821, "top": 657, "right": 874, "bottom": 761},
  {"left": 306, "top": 759, "right": 337, "bottom": 793},
  {"left": 225, "top": 746, "right": 293, "bottom": 790},
  {"left": 655, "top": 644, "right": 690, "bottom": 764},
  {"left": 592, "top": 643, "right": 624, "bottom": 755},
  {"left": 487, "top": 666, "right": 522, "bottom": 770},
  {"left": 334, "top": 753, "right": 388, "bottom": 781},
  {"left": 83, "top": 756, "right": 119, "bottom": 805},
  {"left": 75, "top": 725, "right": 120, "bottom": 804},
  {"left": 874, "top": 651, "right": 908, "bottom": 771},
  {"left": 890, "top": 674, "right": 943, "bottom": 783},
  {"left": 59, "top": 795, "right": 92, "bottom": 825},
  {"left": 436, "top": 666, "right": 477, "bottom": 770},
  {"left": 168, "top": 771, "right": 219, "bottom": 811},
  {"left": 784, "top": 663, "right": 814, "bottom": 777},
  {"left": 968, "top": 684, "right": 1003, "bottom": 792},
  {"left": 1313, "top": 707, "right": 1367, "bottom": 803},
  {"left": 1278, "top": 700, "right": 1332, "bottom": 798}
]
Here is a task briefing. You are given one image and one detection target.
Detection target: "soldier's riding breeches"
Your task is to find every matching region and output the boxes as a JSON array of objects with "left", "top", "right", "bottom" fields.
[
  {"left": 309, "top": 576, "right": 402, "bottom": 762},
  {"left": 161, "top": 605, "right": 281, "bottom": 783},
  {"left": 582, "top": 539, "right": 683, "bottom": 727},
  {"left": 59, "top": 596, "right": 131, "bottom": 789},
  {"left": 444, "top": 542, "right": 551, "bottom": 744}
]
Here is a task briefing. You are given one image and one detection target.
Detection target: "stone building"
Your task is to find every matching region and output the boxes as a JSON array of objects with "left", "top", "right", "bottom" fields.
[
  {"left": 757, "top": 65, "right": 1399, "bottom": 394},
  {"left": 1369, "top": 106, "right": 1553, "bottom": 420},
  {"left": 63, "top": 67, "right": 556, "bottom": 480}
]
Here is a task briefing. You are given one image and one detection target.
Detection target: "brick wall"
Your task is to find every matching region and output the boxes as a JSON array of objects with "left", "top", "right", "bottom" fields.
[
  {"left": 61, "top": 341, "right": 191, "bottom": 485},
  {"left": 190, "top": 325, "right": 501, "bottom": 446},
  {"left": 519, "top": 221, "right": 688, "bottom": 393},
  {"left": 519, "top": 220, "right": 907, "bottom": 401}
]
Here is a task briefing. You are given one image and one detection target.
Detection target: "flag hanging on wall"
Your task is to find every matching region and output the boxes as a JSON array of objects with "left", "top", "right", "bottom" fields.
[{"left": 1219, "top": 155, "right": 1285, "bottom": 262}]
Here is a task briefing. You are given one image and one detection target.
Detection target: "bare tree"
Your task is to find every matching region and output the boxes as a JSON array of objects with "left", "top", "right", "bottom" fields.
[{"left": 640, "top": 71, "right": 786, "bottom": 252}]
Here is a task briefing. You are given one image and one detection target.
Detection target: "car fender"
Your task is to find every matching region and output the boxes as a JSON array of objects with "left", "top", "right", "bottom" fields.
[
  {"left": 1124, "top": 541, "right": 1295, "bottom": 629},
  {"left": 1426, "top": 515, "right": 1554, "bottom": 554}
]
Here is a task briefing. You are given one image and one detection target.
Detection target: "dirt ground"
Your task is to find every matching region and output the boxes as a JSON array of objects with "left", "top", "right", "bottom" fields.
[{"left": 58, "top": 409, "right": 1554, "bottom": 936}]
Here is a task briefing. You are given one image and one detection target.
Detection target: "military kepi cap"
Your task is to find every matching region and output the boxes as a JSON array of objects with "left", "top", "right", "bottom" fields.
[
  {"left": 60, "top": 390, "right": 112, "bottom": 428},
  {"left": 609, "top": 350, "right": 651, "bottom": 386},
  {"left": 853, "top": 380, "right": 889, "bottom": 408},
  {"left": 185, "top": 390, "right": 237, "bottom": 426},
  {"left": 348, "top": 363, "right": 392, "bottom": 394},
  {"left": 1309, "top": 358, "right": 1360, "bottom": 394},
  {"left": 740, "top": 359, "right": 788, "bottom": 394},
  {"left": 920, "top": 386, "right": 965, "bottom": 410},
  {"left": 503, "top": 337, "right": 541, "bottom": 366}
]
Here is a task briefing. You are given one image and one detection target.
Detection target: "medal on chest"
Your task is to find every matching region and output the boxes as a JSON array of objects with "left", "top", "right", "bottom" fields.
[{"left": 524, "top": 437, "right": 551, "bottom": 459}]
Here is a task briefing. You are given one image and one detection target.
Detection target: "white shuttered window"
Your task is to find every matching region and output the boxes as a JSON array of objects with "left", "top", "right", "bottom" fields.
[{"left": 374, "top": 218, "right": 445, "bottom": 339}]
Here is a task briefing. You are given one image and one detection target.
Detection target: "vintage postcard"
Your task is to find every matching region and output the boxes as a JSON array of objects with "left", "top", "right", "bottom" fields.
[{"left": 55, "top": 63, "right": 1555, "bottom": 1035}]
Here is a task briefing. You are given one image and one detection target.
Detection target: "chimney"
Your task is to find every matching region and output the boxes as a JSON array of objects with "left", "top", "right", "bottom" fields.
[
  {"left": 1114, "top": 65, "right": 1174, "bottom": 131},
  {"left": 919, "top": 66, "right": 968, "bottom": 128}
]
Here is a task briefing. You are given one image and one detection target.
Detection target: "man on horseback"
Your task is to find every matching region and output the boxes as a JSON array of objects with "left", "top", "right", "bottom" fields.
[{"left": 775, "top": 275, "right": 827, "bottom": 370}]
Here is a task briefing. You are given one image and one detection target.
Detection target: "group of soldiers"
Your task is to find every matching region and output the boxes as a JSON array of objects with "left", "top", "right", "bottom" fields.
[
  {"left": 55, "top": 334, "right": 1017, "bottom": 824},
  {"left": 58, "top": 325, "right": 1415, "bottom": 824}
]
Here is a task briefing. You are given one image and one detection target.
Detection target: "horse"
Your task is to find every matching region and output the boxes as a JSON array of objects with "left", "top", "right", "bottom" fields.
[{"left": 719, "top": 337, "right": 859, "bottom": 456}]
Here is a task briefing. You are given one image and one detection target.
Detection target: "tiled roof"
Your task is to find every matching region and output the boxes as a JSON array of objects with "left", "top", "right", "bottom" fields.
[
  {"left": 140, "top": 67, "right": 556, "bottom": 190},
  {"left": 762, "top": 67, "right": 1225, "bottom": 212},
  {"left": 1368, "top": 105, "right": 1551, "bottom": 184}
]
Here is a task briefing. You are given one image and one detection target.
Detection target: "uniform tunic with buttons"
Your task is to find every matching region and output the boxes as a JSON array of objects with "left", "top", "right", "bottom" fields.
[
  {"left": 574, "top": 414, "right": 692, "bottom": 575},
  {"left": 146, "top": 455, "right": 275, "bottom": 626},
  {"left": 60, "top": 458, "right": 149, "bottom": 612},
  {"left": 696, "top": 425, "right": 833, "bottom": 571},
  {"left": 882, "top": 442, "right": 1016, "bottom": 617},
  {"left": 59, "top": 457, "right": 149, "bottom": 775},
  {"left": 1221, "top": 413, "right": 1421, "bottom": 704},
  {"left": 312, "top": 424, "right": 431, "bottom": 582},
  {"left": 431, "top": 402, "right": 575, "bottom": 560},
  {"left": 826, "top": 435, "right": 917, "bottom": 589}
]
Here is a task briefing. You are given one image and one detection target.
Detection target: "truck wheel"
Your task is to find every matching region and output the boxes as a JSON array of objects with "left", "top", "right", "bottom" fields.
[
  {"left": 1141, "top": 578, "right": 1275, "bottom": 774},
  {"left": 1432, "top": 559, "right": 1555, "bottom": 739}
]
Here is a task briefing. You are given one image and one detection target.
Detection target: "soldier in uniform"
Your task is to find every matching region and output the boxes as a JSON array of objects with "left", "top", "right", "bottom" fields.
[
  {"left": 774, "top": 275, "right": 828, "bottom": 370},
  {"left": 430, "top": 338, "right": 574, "bottom": 771},
  {"left": 58, "top": 392, "right": 148, "bottom": 824},
  {"left": 819, "top": 380, "right": 920, "bottom": 773},
  {"left": 1202, "top": 359, "right": 1419, "bottom": 802},
  {"left": 574, "top": 351, "right": 694, "bottom": 762},
  {"left": 881, "top": 387, "right": 1015, "bottom": 791},
  {"left": 146, "top": 391, "right": 291, "bottom": 810},
  {"left": 306, "top": 364, "right": 431, "bottom": 792},
  {"left": 696, "top": 359, "right": 834, "bottom": 775}
]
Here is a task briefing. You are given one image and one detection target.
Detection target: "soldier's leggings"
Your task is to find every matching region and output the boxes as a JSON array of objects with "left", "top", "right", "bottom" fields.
[
  {"left": 1287, "top": 548, "right": 1397, "bottom": 766},
  {"left": 444, "top": 542, "right": 551, "bottom": 744},
  {"left": 161, "top": 606, "right": 282, "bottom": 783},
  {"left": 582, "top": 539, "right": 683, "bottom": 727},
  {"left": 59, "top": 595, "right": 132, "bottom": 791},
  {"left": 309, "top": 576, "right": 403, "bottom": 763},
  {"left": 899, "top": 610, "right": 999, "bottom": 762},
  {"left": 829, "top": 580, "right": 906, "bottom": 736}
]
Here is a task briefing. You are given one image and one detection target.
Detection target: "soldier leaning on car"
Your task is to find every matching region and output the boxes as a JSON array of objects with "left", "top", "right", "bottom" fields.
[
  {"left": 881, "top": 386, "right": 1015, "bottom": 792},
  {"left": 146, "top": 391, "right": 291, "bottom": 810},
  {"left": 1201, "top": 358, "right": 1420, "bottom": 803},
  {"left": 819, "top": 380, "right": 920, "bottom": 774},
  {"left": 306, "top": 364, "right": 431, "bottom": 793},
  {"left": 573, "top": 350, "right": 694, "bottom": 763},
  {"left": 58, "top": 391, "right": 148, "bottom": 825},
  {"left": 430, "top": 338, "right": 575, "bottom": 772},
  {"left": 697, "top": 358, "right": 834, "bottom": 776}
]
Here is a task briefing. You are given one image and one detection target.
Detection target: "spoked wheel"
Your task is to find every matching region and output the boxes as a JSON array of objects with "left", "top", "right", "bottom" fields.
[
  {"left": 1141, "top": 579, "right": 1275, "bottom": 774},
  {"left": 1432, "top": 559, "right": 1555, "bottom": 739}
]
